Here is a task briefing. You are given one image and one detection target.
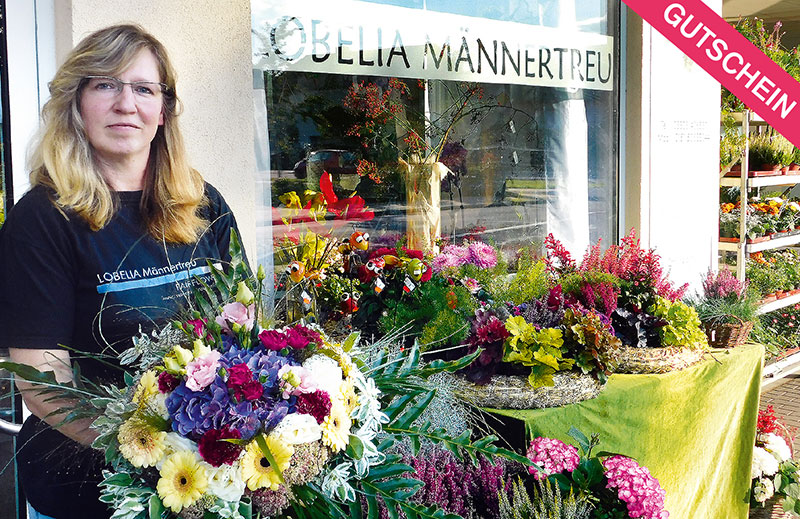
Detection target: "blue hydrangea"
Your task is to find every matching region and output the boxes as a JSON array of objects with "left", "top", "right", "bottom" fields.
[{"left": 166, "top": 376, "right": 231, "bottom": 439}]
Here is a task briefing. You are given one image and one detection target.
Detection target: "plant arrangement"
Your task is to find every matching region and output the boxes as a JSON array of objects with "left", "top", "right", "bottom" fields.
[
  {"left": 2, "top": 232, "right": 532, "bottom": 519},
  {"left": 687, "top": 269, "right": 759, "bottom": 348},
  {"left": 748, "top": 131, "right": 795, "bottom": 171},
  {"left": 517, "top": 429, "right": 669, "bottom": 519},
  {"left": 750, "top": 405, "right": 800, "bottom": 513},
  {"left": 723, "top": 18, "right": 800, "bottom": 113}
]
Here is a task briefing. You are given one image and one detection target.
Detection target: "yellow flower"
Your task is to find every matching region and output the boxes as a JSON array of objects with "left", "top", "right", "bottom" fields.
[
  {"left": 156, "top": 451, "right": 208, "bottom": 513},
  {"left": 338, "top": 353, "right": 356, "bottom": 379},
  {"left": 241, "top": 434, "right": 294, "bottom": 491},
  {"left": 192, "top": 339, "right": 212, "bottom": 359},
  {"left": 321, "top": 401, "right": 352, "bottom": 452},
  {"left": 340, "top": 379, "right": 359, "bottom": 414},
  {"left": 164, "top": 345, "right": 194, "bottom": 374},
  {"left": 118, "top": 417, "right": 167, "bottom": 468},
  {"left": 132, "top": 370, "right": 159, "bottom": 406}
]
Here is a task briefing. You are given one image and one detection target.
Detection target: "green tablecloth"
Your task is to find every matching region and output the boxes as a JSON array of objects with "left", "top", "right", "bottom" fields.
[{"left": 487, "top": 343, "right": 764, "bottom": 519}]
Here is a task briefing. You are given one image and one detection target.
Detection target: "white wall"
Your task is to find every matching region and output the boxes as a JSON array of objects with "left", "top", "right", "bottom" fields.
[
  {"left": 624, "top": 1, "right": 721, "bottom": 292},
  {"left": 49, "top": 0, "right": 257, "bottom": 256}
]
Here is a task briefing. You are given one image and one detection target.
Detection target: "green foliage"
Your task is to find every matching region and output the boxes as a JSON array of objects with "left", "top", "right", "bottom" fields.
[
  {"left": 503, "top": 317, "right": 574, "bottom": 388},
  {"left": 486, "top": 252, "right": 548, "bottom": 305},
  {"left": 749, "top": 131, "right": 794, "bottom": 169},
  {"left": 560, "top": 272, "right": 620, "bottom": 298},
  {"left": 498, "top": 477, "right": 592, "bottom": 519},
  {"left": 378, "top": 279, "right": 476, "bottom": 347},
  {"left": 560, "top": 309, "right": 621, "bottom": 382},
  {"left": 648, "top": 297, "right": 708, "bottom": 348},
  {"left": 688, "top": 291, "right": 759, "bottom": 325},
  {"left": 420, "top": 309, "right": 471, "bottom": 349},
  {"left": 720, "top": 113, "right": 746, "bottom": 172}
]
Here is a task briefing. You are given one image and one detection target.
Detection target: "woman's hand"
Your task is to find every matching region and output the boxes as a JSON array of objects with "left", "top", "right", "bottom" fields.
[{"left": 8, "top": 348, "right": 100, "bottom": 446}]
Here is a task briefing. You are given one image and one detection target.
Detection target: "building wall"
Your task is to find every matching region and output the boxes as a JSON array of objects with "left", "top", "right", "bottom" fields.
[
  {"left": 624, "top": 1, "right": 722, "bottom": 290},
  {"left": 52, "top": 0, "right": 257, "bottom": 255}
]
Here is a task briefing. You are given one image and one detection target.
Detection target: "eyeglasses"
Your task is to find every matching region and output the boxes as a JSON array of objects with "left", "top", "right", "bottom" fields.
[{"left": 83, "top": 75, "right": 171, "bottom": 101}]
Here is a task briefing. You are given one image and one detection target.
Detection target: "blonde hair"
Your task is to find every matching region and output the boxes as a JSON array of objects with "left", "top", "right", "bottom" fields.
[{"left": 28, "top": 24, "right": 207, "bottom": 243}]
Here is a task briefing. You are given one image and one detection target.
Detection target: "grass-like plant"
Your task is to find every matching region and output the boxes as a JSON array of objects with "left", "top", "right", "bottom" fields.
[{"left": 498, "top": 477, "right": 592, "bottom": 519}]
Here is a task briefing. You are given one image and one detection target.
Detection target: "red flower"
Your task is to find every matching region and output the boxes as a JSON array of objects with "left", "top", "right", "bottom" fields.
[
  {"left": 259, "top": 329, "right": 286, "bottom": 351},
  {"left": 185, "top": 318, "right": 209, "bottom": 338},
  {"left": 198, "top": 427, "right": 242, "bottom": 467},
  {"left": 241, "top": 380, "right": 264, "bottom": 401},
  {"left": 157, "top": 371, "right": 181, "bottom": 393},
  {"left": 296, "top": 390, "right": 332, "bottom": 424},
  {"left": 286, "top": 325, "right": 323, "bottom": 349},
  {"left": 227, "top": 363, "right": 253, "bottom": 387}
]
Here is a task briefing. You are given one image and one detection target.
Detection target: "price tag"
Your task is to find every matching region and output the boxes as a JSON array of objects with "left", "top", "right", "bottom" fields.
[
  {"left": 403, "top": 277, "right": 417, "bottom": 293},
  {"left": 373, "top": 278, "right": 385, "bottom": 294},
  {"left": 301, "top": 290, "right": 312, "bottom": 310}
]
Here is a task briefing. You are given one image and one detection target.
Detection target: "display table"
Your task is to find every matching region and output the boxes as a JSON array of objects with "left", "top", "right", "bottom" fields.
[{"left": 487, "top": 343, "right": 764, "bottom": 519}]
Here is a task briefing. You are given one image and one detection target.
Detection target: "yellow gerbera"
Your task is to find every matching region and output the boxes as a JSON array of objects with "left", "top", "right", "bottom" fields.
[
  {"left": 338, "top": 354, "right": 356, "bottom": 379},
  {"left": 156, "top": 451, "right": 208, "bottom": 513},
  {"left": 132, "top": 370, "right": 159, "bottom": 406},
  {"left": 339, "top": 379, "right": 358, "bottom": 414},
  {"left": 241, "top": 434, "right": 294, "bottom": 491},
  {"left": 118, "top": 417, "right": 167, "bottom": 468},
  {"left": 321, "top": 401, "right": 352, "bottom": 452}
]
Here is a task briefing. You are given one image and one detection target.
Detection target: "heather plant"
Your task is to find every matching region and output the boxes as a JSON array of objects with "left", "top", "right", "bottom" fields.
[
  {"left": 560, "top": 271, "right": 621, "bottom": 317},
  {"left": 485, "top": 248, "right": 549, "bottom": 306},
  {"left": 688, "top": 269, "right": 759, "bottom": 326},
  {"left": 498, "top": 477, "right": 592, "bottom": 519}
]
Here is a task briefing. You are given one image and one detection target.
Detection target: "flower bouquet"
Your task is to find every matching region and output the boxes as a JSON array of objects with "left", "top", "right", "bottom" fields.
[
  {"left": 3, "top": 231, "right": 530, "bottom": 519},
  {"left": 750, "top": 405, "right": 800, "bottom": 516},
  {"left": 499, "top": 428, "right": 669, "bottom": 519}
]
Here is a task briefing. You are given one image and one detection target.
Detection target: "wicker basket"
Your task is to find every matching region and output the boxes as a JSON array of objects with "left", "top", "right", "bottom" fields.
[
  {"left": 605, "top": 346, "right": 706, "bottom": 374},
  {"left": 453, "top": 372, "right": 604, "bottom": 410},
  {"left": 702, "top": 319, "right": 754, "bottom": 348}
]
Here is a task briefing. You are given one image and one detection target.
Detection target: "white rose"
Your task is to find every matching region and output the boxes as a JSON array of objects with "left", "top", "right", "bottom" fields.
[
  {"left": 274, "top": 413, "right": 322, "bottom": 445},
  {"left": 157, "top": 432, "right": 198, "bottom": 469},
  {"left": 204, "top": 461, "right": 246, "bottom": 503},
  {"left": 303, "top": 354, "right": 344, "bottom": 397},
  {"left": 753, "top": 477, "right": 775, "bottom": 503}
]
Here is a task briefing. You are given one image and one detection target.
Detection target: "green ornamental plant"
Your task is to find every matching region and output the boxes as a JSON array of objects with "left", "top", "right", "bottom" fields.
[
  {"left": 498, "top": 477, "right": 592, "bottom": 519},
  {"left": 502, "top": 318, "right": 574, "bottom": 388},
  {"left": 720, "top": 113, "right": 746, "bottom": 174},
  {"left": 649, "top": 297, "right": 708, "bottom": 348},
  {"left": 749, "top": 132, "right": 793, "bottom": 170},
  {"left": 688, "top": 269, "right": 759, "bottom": 326}
]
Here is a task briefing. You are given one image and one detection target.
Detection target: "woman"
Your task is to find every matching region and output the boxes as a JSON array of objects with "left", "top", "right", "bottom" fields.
[{"left": 0, "top": 25, "right": 243, "bottom": 519}]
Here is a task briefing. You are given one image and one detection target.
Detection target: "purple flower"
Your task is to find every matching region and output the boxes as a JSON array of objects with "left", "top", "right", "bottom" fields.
[
  {"left": 166, "top": 376, "right": 231, "bottom": 440},
  {"left": 467, "top": 242, "right": 498, "bottom": 269}
]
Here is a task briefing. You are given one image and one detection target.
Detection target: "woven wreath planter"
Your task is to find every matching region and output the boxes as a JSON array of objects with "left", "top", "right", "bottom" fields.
[
  {"left": 702, "top": 320, "right": 754, "bottom": 349},
  {"left": 605, "top": 346, "right": 706, "bottom": 374},
  {"left": 453, "top": 372, "right": 604, "bottom": 409}
]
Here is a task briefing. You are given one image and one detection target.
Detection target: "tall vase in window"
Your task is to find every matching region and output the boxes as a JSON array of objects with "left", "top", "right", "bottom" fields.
[{"left": 401, "top": 155, "right": 450, "bottom": 253}]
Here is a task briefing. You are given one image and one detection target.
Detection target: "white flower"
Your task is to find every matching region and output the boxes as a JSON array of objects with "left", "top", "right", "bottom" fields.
[
  {"left": 752, "top": 446, "right": 780, "bottom": 479},
  {"left": 321, "top": 462, "right": 355, "bottom": 502},
  {"left": 157, "top": 432, "right": 199, "bottom": 469},
  {"left": 203, "top": 462, "right": 246, "bottom": 503},
  {"left": 273, "top": 413, "right": 322, "bottom": 444},
  {"left": 753, "top": 477, "right": 775, "bottom": 503},
  {"left": 764, "top": 433, "right": 792, "bottom": 463},
  {"left": 303, "top": 354, "right": 344, "bottom": 397}
]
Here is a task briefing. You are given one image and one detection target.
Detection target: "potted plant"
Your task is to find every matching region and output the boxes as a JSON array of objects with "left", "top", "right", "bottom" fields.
[
  {"left": 749, "top": 132, "right": 792, "bottom": 173},
  {"left": 747, "top": 257, "right": 782, "bottom": 302},
  {"left": 721, "top": 113, "right": 746, "bottom": 175},
  {"left": 689, "top": 269, "right": 759, "bottom": 347}
]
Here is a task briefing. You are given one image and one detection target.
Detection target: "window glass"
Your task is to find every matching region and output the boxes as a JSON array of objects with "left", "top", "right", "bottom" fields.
[{"left": 253, "top": 0, "right": 618, "bottom": 266}]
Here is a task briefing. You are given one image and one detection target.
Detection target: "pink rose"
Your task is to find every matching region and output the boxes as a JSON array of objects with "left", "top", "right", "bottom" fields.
[
  {"left": 215, "top": 302, "right": 255, "bottom": 332},
  {"left": 185, "top": 351, "right": 222, "bottom": 392}
]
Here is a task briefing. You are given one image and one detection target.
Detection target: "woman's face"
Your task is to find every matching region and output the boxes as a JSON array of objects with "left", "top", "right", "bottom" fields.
[{"left": 80, "top": 48, "right": 165, "bottom": 168}]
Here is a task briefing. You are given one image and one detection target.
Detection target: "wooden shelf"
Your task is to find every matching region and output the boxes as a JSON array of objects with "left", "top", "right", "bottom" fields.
[
  {"left": 747, "top": 233, "right": 800, "bottom": 253},
  {"left": 757, "top": 292, "right": 800, "bottom": 315},
  {"left": 720, "top": 175, "right": 800, "bottom": 188}
]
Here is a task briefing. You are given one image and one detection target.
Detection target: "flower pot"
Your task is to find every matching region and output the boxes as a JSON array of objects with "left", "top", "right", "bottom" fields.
[
  {"left": 791, "top": 289, "right": 800, "bottom": 296},
  {"left": 777, "top": 290, "right": 788, "bottom": 299},
  {"left": 791, "top": 163, "right": 800, "bottom": 172},
  {"left": 761, "top": 294, "right": 778, "bottom": 304},
  {"left": 782, "top": 166, "right": 789, "bottom": 175},
  {"left": 719, "top": 236, "right": 739, "bottom": 243},
  {"left": 747, "top": 236, "right": 771, "bottom": 244},
  {"left": 401, "top": 158, "right": 449, "bottom": 253}
]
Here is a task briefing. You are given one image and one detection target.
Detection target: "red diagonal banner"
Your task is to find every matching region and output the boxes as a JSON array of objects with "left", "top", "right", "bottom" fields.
[{"left": 621, "top": 0, "right": 800, "bottom": 149}]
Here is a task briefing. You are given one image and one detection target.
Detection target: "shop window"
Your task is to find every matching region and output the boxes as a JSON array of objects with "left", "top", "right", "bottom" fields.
[{"left": 252, "top": 0, "right": 619, "bottom": 266}]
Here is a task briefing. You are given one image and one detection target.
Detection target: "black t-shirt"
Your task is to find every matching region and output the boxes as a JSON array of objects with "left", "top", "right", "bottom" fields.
[{"left": 0, "top": 183, "right": 242, "bottom": 519}]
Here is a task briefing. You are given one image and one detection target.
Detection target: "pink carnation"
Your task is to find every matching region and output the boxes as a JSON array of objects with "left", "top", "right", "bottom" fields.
[
  {"left": 526, "top": 437, "right": 580, "bottom": 480},
  {"left": 277, "top": 365, "right": 317, "bottom": 399},
  {"left": 215, "top": 302, "right": 255, "bottom": 332},
  {"left": 603, "top": 455, "right": 668, "bottom": 519},
  {"left": 185, "top": 350, "right": 222, "bottom": 391}
]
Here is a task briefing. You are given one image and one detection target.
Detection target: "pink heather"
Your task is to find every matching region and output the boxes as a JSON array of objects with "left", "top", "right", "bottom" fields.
[
  {"left": 526, "top": 437, "right": 580, "bottom": 480},
  {"left": 603, "top": 456, "right": 668, "bottom": 519}
]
